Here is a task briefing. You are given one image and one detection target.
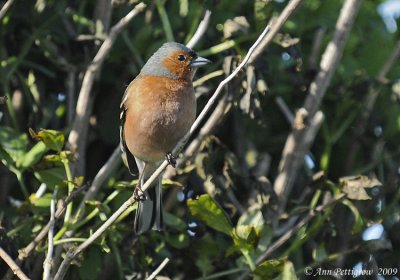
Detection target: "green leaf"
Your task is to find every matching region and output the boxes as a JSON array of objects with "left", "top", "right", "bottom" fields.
[
  {"left": 17, "top": 142, "right": 48, "bottom": 169},
  {"left": 161, "top": 178, "right": 184, "bottom": 189},
  {"left": 254, "top": 258, "right": 293, "bottom": 279},
  {"left": 231, "top": 225, "right": 259, "bottom": 253},
  {"left": 237, "top": 209, "right": 264, "bottom": 230},
  {"left": 34, "top": 167, "right": 65, "bottom": 188},
  {"left": 30, "top": 193, "right": 52, "bottom": 207},
  {"left": 0, "top": 145, "right": 16, "bottom": 170},
  {"left": 165, "top": 232, "right": 189, "bottom": 249},
  {"left": 187, "top": 194, "right": 232, "bottom": 235},
  {"left": 164, "top": 212, "right": 187, "bottom": 231},
  {"left": 340, "top": 175, "right": 381, "bottom": 200},
  {"left": 0, "top": 128, "right": 28, "bottom": 163},
  {"left": 274, "top": 260, "right": 297, "bottom": 280},
  {"left": 29, "top": 128, "right": 65, "bottom": 152}
]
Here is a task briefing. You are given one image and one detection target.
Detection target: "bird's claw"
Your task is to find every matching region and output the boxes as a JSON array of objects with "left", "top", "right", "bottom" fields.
[
  {"left": 166, "top": 152, "right": 176, "bottom": 168},
  {"left": 133, "top": 186, "right": 145, "bottom": 201}
]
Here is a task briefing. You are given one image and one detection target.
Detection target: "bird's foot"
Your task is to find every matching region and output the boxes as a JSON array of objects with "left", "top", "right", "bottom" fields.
[
  {"left": 133, "top": 185, "right": 145, "bottom": 201},
  {"left": 166, "top": 152, "right": 176, "bottom": 168}
]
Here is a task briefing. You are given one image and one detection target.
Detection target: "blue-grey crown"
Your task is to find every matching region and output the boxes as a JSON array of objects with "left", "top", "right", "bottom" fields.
[{"left": 140, "top": 42, "right": 196, "bottom": 79}]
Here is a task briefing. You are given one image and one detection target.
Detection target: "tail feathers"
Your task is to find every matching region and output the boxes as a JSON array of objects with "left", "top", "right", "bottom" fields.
[{"left": 134, "top": 181, "right": 163, "bottom": 235}]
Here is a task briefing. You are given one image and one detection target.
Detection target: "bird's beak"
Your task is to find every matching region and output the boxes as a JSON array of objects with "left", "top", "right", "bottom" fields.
[{"left": 191, "top": 56, "right": 211, "bottom": 68}]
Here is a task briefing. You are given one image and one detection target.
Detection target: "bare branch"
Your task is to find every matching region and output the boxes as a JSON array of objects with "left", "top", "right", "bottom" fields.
[
  {"left": 248, "top": 0, "right": 304, "bottom": 64},
  {"left": 43, "top": 188, "right": 58, "bottom": 280},
  {"left": 186, "top": 10, "right": 212, "bottom": 49},
  {"left": 53, "top": 24, "right": 272, "bottom": 280},
  {"left": 67, "top": 2, "right": 146, "bottom": 175},
  {"left": 273, "top": 110, "right": 324, "bottom": 215},
  {"left": 0, "top": 247, "right": 30, "bottom": 280},
  {"left": 0, "top": 0, "right": 15, "bottom": 21},
  {"left": 145, "top": 258, "right": 170, "bottom": 280},
  {"left": 303, "top": 0, "right": 362, "bottom": 117},
  {"left": 273, "top": 0, "right": 362, "bottom": 215}
]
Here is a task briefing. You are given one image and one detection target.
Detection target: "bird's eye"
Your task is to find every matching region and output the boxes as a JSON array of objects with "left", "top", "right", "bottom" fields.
[{"left": 177, "top": 54, "right": 186, "bottom": 61}]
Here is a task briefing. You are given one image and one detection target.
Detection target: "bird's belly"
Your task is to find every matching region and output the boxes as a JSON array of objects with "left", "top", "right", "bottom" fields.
[{"left": 125, "top": 94, "right": 196, "bottom": 163}]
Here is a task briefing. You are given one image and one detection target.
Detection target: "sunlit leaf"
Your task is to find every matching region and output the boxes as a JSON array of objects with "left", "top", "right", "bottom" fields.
[
  {"left": 254, "top": 258, "right": 287, "bottom": 279},
  {"left": 231, "top": 225, "right": 260, "bottom": 253},
  {"left": 161, "top": 178, "right": 184, "bottom": 189},
  {"left": 223, "top": 16, "right": 249, "bottom": 38},
  {"left": 274, "top": 260, "right": 297, "bottom": 280},
  {"left": 17, "top": 142, "right": 48, "bottom": 169},
  {"left": 30, "top": 193, "right": 52, "bottom": 207},
  {"left": 187, "top": 194, "right": 232, "bottom": 235},
  {"left": 29, "top": 128, "right": 65, "bottom": 152},
  {"left": 237, "top": 209, "right": 264, "bottom": 230},
  {"left": 340, "top": 175, "right": 381, "bottom": 200}
]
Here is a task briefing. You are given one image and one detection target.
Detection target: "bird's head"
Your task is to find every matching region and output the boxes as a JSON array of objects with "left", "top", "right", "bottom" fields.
[{"left": 141, "top": 42, "right": 211, "bottom": 81}]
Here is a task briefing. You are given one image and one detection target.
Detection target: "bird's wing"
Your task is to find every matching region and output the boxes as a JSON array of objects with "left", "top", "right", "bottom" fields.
[{"left": 120, "top": 82, "right": 137, "bottom": 175}]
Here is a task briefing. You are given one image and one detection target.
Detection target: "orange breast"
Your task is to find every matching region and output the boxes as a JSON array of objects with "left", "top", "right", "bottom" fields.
[{"left": 124, "top": 76, "right": 196, "bottom": 163}]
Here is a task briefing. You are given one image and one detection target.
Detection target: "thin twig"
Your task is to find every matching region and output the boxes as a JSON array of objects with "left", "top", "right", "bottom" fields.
[
  {"left": 308, "top": 27, "right": 326, "bottom": 68},
  {"left": 193, "top": 70, "right": 224, "bottom": 88},
  {"left": 237, "top": 194, "right": 346, "bottom": 280},
  {"left": 15, "top": 183, "right": 87, "bottom": 264},
  {"left": 273, "top": 0, "right": 362, "bottom": 216},
  {"left": 75, "top": 147, "right": 122, "bottom": 220},
  {"left": 0, "top": 0, "right": 15, "bottom": 21},
  {"left": 186, "top": 10, "right": 211, "bottom": 49},
  {"left": 145, "top": 258, "right": 170, "bottom": 280},
  {"left": 53, "top": 24, "right": 272, "bottom": 280},
  {"left": 0, "top": 247, "right": 30, "bottom": 280},
  {"left": 67, "top": 2, "right": 146, "bottom": 175},
  {"left": 275, "top": 96, "right": 294, "bottom": 125},
  {"left": 248, "top": 0, "right": 304, "bottom": 64},
  {"left": 43, "top": 188, "right": 58, "bottom": 280}
]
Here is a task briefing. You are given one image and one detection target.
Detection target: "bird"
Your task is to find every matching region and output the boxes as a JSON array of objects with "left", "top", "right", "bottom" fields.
[{"left": 120, "top": 42, "right": 210, "bottom": 234}]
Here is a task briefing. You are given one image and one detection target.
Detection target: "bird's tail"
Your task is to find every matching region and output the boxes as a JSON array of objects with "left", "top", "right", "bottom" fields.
[
  {"left": 134, "top": 158, "right": 163, "bottom": 235},
  {"left": 134, "top": 179, "right": 163, "bottom": 234}
]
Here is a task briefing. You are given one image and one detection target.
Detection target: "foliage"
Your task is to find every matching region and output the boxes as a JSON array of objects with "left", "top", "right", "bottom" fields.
[{"left": 0, "top": 0, "right": 400, "bottom": 279}]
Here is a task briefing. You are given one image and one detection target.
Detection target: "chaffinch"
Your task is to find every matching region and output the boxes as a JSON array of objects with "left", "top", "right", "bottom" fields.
[{"left": 120, "top": 42, "right": 210, "bottom": 234}]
